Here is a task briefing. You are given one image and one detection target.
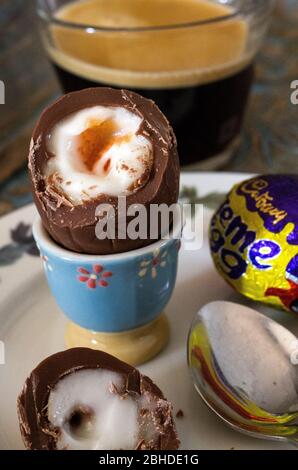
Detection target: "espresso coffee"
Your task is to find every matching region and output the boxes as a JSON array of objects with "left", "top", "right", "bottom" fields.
[{"left": 46, "top": 0, "right": 254, "bottom": 167}]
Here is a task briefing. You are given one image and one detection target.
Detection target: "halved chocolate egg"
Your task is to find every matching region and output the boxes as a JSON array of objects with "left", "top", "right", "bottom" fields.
[
  {"left": 28, "top": 87, "right": 180, "bottom": 254},
  {"left": 17, "top": 348, "right": 180, "bottom": 450}
]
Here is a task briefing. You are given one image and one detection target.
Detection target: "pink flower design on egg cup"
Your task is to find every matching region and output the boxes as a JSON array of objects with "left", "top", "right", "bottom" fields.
[{"left": 77, "top": 265, "right": 113, "bottom": 289}]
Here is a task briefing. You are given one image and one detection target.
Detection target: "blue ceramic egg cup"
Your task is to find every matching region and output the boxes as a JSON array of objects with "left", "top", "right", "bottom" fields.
[{"left": 33, "top": 217, "right": 182, "bottom": 365}]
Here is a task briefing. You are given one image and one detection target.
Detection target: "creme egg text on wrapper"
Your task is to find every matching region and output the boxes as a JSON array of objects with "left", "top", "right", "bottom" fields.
[
  {"left": 209, "top": 175, "right": 298, "bottom": 313},
  {"left": 46, "top": 105, "right": 153, "bottom": 203}
]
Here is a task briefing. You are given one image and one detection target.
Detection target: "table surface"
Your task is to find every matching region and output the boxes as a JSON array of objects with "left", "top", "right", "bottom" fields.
[{"left": 0, "top": 0, "right": 297, "bottom": 216}]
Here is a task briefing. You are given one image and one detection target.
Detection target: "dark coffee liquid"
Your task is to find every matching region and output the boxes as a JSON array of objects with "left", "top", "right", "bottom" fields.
[{"left": 52, "top": 63, "right": 254, "bottom": 166}]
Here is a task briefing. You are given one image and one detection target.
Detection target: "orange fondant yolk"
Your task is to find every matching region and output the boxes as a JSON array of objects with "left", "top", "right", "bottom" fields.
[
  {"left": 77, "top": 119, "right": 133, "bottom": 174},
  {"left": 78, "top": 119, "right": 118, "bottom": 173}
]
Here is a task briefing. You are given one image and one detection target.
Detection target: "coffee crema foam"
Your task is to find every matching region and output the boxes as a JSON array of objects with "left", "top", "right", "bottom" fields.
[
  {"left": 47, "top": 0, "right": 253, "bottom": 89},
  {"left": 46, "top": 106, "right": 153, "bottom": 204}
]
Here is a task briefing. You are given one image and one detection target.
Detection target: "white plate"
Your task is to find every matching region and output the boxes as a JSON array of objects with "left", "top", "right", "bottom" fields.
[{"left": 0, "top": 172, "right": 294, "bottom": 450}]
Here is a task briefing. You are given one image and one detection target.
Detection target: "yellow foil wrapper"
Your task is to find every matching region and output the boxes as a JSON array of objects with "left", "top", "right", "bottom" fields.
[{"left": 209, "top": 175, "right": 298, "bottom": 312}]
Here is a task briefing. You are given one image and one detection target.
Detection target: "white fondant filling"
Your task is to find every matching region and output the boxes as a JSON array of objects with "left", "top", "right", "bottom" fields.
[
  {"left": 46, "top": 106, "right": 153, "bottom": 203},
  {"left": 47, "top": 369, "right": 139, "bottom": 450}
]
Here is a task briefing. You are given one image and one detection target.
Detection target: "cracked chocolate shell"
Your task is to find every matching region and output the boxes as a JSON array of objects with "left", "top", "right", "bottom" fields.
[
  {"left": 28, "top": 87, "right": 180, "bottom": 254},
  {"left": 17, "top": 348, "right": 180, "bottom": 450}
]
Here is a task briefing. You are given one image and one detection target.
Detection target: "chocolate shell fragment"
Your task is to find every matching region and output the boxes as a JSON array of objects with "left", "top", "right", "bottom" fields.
[
  {"left": 28, "top": 87, "right": 180, "bottom": 254},
  {"left": 17, "top": 348, "right": 180, "bottom": 450}
]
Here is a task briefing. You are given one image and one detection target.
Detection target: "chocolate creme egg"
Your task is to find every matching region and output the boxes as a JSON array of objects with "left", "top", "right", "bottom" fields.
[
  {"left": 209, "top": 175, "right": 298, "bottom": 313},
  {"left": 29, "top": 87, "right": 180, "bottom": 254},
  {"left": 17, "top": 348, "right": 180, "bottom": 450}
]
